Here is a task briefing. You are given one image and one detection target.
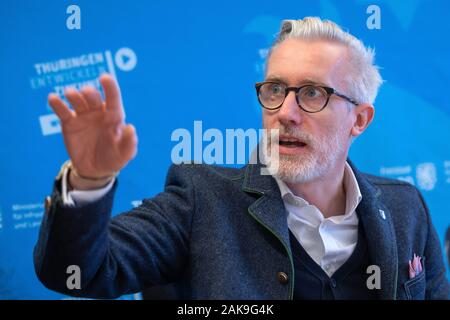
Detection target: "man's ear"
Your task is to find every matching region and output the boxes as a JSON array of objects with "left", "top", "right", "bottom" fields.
[{"left": 350, "top": 103, "right": 375, "bottom": 138}]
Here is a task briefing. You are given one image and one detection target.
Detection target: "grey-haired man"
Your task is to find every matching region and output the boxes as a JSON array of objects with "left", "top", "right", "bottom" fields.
[{"left": 35, "top": 17, "right": 449, "bottom": 300}]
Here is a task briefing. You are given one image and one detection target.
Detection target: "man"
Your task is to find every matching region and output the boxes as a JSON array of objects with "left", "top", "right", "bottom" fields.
[{"left": 34, "top": 17, "right": 449, "bottom": 299}]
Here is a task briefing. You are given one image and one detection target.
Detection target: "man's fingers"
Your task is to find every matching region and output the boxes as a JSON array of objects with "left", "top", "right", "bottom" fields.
[
  {"left": 48, "top": 93, "right": 75, "bottom": 122},
  {"left": 81, "top": 86, "right": 103, "bottom": 111},
  {"left": 65, "top": 88, "right": 90, "bottom": 114},
  {"left": 118, "top": 124, "right": 138, "bottom": 161},
  {"left": 99, "top": 74, "right": 124, "bottom": 115}
]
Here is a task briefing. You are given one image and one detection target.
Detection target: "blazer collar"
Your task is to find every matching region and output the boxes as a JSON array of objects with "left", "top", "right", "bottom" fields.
[{"left": 242, "top": 163, "right": 292, "bottom": 256}]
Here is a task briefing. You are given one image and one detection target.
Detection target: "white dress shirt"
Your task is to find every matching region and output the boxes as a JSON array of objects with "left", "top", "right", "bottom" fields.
[
  {"left": 275, "top": 162, "right": 362, "bottom": 277},
  {"left": 63, "top": 162, "right": 362, "bottom": 277},
  {"left": 61, "top": 165, "right": 115, "bottom": 207}
]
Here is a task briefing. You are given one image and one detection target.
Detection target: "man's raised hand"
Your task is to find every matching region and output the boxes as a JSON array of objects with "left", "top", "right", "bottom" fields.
[{"left": 48, "top": 74, "right": 137, "bottom": 187}]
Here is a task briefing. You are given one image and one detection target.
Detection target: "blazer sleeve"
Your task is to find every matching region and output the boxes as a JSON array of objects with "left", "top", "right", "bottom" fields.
[
  {"left": 417, "top": 190, "right": 450, "bottom": 299},
  {"left": 33, "top": 164, "right": 195, "bottom": 299}
]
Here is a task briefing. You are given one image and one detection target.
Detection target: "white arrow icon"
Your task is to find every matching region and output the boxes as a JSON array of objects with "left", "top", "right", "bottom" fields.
[{"left": 115, "top": 47, "right": 137, "bottom": 72}]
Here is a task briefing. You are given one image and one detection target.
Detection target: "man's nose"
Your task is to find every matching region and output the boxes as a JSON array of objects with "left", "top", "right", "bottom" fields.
[{"left": 277, "top": 91, "right": 302, "bottom": 126}]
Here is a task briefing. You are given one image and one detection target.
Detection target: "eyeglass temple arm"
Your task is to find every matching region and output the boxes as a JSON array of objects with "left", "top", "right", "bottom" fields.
[{"left": 333, "top": 90, "right": 359, "bottom": 105}]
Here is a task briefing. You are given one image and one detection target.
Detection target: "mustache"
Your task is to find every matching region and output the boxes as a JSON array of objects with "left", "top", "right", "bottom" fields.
[{"left": 267, "top": 125, "right": 315, "bottom": 146}]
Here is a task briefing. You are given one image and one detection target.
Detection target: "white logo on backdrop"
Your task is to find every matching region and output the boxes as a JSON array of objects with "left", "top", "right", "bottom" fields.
[
  {"left": 115, "top": 48, "right": 137, "bottom": 72},
  {"left": 416, "top": 162, "right": 437, "bottom": 191},
  {"left": 380, "top": 162, "right": 440, "bottom": 191},
  {"left": 30, "top": 47, "right": 137, "bottom": 136}
]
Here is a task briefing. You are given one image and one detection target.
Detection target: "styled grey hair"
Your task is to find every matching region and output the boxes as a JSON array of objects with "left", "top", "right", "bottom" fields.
[{"left": 267, "top": 17, "right": 383, "bottom": 105}]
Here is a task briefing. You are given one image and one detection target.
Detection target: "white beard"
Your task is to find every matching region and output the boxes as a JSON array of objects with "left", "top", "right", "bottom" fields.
[{"left": 262, "top": 124, "right": 345, "bottom": 184}]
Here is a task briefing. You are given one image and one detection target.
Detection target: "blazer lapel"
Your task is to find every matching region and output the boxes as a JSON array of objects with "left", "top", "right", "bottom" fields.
[
  {"left": 242, "top": 164, "right": 292, "bottom": 257},
  {"left": 351, "top": 163, "right": 399, "bottom": 300}
]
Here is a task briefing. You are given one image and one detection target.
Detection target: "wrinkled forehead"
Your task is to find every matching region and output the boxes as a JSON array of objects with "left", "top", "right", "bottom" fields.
[{"left": 265, "top": 39, "right": 350, "bottom": 88}]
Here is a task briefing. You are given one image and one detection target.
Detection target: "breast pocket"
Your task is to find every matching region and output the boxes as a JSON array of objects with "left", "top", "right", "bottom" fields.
[{"left": 404, "top": 270, "right": 426, "bottom": 300}]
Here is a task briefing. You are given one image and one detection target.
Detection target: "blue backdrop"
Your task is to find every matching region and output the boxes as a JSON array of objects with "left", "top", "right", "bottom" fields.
[{"left": 0, "top": 0, "right": 449, "bottom": 299}]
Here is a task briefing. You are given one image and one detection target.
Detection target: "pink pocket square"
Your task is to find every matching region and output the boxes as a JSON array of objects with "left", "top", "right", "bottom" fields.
[{"left": 408, "top": 253, "right": 423, "bottom": 279}]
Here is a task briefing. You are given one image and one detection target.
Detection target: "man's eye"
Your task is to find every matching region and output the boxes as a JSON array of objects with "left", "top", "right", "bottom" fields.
[
  {"left": 303, "top": 86, "right": 322, "bottom": 98},
  {"left": 270, "top": 84, "right": 283, "bottom": 95}
]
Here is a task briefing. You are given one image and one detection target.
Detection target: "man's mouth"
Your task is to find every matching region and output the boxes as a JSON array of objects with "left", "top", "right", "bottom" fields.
[
  {"left": 278, "top": 136, "right": 308, "bottom": 148},
  {"left": 273, "top": 135, "right": 309, "bottom": 155}
]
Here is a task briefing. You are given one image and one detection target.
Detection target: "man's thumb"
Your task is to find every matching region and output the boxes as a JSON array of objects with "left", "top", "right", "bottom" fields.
[{"left": 118, "top": 124, "right": 138, "bottom": 161}]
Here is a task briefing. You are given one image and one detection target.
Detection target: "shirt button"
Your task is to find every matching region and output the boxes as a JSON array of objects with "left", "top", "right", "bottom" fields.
[
  {"left": 330, "top": 278, "right": 337, "bottom": 288},
  {"left": 277, "top": 272, "right": 289, "bottom": 284}
]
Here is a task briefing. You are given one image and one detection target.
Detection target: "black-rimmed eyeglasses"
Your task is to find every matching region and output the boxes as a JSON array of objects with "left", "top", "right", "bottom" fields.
[{"left": 255, "top": 81, "right": 359, "bottom": 113}]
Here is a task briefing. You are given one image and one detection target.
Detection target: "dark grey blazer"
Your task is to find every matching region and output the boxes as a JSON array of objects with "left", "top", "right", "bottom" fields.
[{"left": 34, "top": 161, "right": 449, "bottom": 299}]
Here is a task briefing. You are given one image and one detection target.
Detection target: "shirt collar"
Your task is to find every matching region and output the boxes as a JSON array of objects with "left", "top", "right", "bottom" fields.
[{"left": 274, "top": 161, "right": 362, "bottom": 217}]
